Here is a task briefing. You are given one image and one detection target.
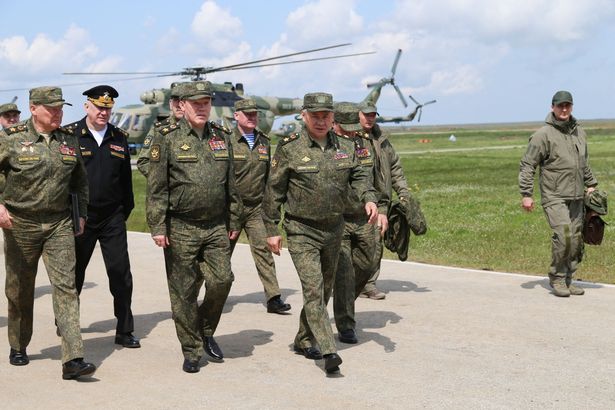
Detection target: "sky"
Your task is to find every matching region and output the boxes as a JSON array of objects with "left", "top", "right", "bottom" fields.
[{"left": 1, "top": 0, "right": 614, "bottom": 126}]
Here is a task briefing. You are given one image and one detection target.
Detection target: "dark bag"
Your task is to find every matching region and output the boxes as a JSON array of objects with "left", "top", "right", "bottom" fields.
[{"left": 583, "top": 210, "right": 607, "bottom": 245}]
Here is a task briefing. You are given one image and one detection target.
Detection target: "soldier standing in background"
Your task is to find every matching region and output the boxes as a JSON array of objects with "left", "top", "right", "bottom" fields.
[
  {"left": 137, "top": 81, "right": 186, "bottom": 177},
  {"left": 358, "top": 101, "right": 411, "bottom": 300},
  {"left": 229, "top": 98, "right": 291, "bottom": 314},
  {"left": 332, "top": 102, "right": 388, "bottom": 345},
  {"left": 519, "top": 90, "right": 597, "bottom": 297},
  {"left": 0, "top": 86, "right": 96, "bottom": 380},
  {"left": 262, "top": 92, "right": 378, "bottom": 375},
  {"left": 0, "top": 103, "right": 21, "bottom": 129},
  {"left": 66, "top": 85, "right": 139, "bottom": 348},
  {"left": 147, "top": 81, "right": 242, "bottom": 373}
]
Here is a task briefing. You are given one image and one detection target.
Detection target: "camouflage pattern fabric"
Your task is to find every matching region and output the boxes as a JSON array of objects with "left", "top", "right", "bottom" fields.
[
  {"left": 166, "top": 218, "right": 233, "bottom": 361},
  {"left": 146, "top": 117, "right": 240, "bottom": 360},
  {"left": 4, "top": 215, "right": 84, "bottom": 363},
  {"left": 136, "top": 115, "right": 177, "bottom": 177},
  {"left": 262, "top": 129, "right": 376, "bottom": 355},
  {"left": 0, "top": 118, "right": 88, "bottom": 364},
  {"left": 333, "top": 218, "right": 377, "bottom": 332}
]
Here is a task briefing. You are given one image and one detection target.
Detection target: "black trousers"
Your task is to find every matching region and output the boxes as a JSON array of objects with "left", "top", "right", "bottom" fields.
[{"left": 75, "top": 208, "right": 134, "bottom": 334}]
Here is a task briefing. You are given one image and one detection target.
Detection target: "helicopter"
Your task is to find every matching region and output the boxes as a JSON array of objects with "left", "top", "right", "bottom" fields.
[
  {"left": 377, "top": 95, "right": 437, "bottom": 124},
  {"left": 63, "top": 44, "right": 375, "bottom": 153},
  {"left": 272, "top": 49, "right": 429, "bottom": 137}
]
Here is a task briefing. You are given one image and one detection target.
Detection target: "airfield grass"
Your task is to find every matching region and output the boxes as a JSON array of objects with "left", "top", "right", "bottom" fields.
[{"left": 128, "top": 123, "right": 615, "bottom": 284}]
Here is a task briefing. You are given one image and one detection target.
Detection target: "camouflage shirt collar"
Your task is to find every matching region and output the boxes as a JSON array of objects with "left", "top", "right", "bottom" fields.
[{"left": 303, "top": 129, "right": 337, "bottom": 149}]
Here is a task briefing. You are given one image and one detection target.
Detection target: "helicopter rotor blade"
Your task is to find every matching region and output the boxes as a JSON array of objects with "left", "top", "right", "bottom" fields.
[
  {"left": 417, "top": 107, "right": 423, "bottom": 122},
  {"left": 214, "top": 51, "right": 376, "bottom": 73},
  {"left": 393, "top": 85, "right": 408, "bottom": 108},
  {"left": 423, "top": 99, "right": 437, "bottom": 106},
  {"left": 408, "top": 94, "right": 420, "bottom": 106},
  {"left": 0, "top": 74, "right": 177, "bottom": 93},
  {"left": 11, "top": 96, "right": 17, "bottom": 103},
  {"left": 390, "top": 49, "right": 402, "bottom": 77}
]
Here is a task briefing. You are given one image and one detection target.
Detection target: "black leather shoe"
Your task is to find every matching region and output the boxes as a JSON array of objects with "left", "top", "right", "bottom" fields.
[
  {"left": 267, "top": 295, "right": 291, "bottom": 314},
  {"left": 115, "top": 332, "right": 141, "bottom": 348},
  {"left": 204, "top": 336, "right": 224, "bottom": 361},
  {"left": 182, "top": 358, "right": 200, "bottom": 373},
  {"left": 338, "top": 329, "right": 358, "bottom": 344},
  {"left": 293, "top": 345, "right": 322, "bottom": 360},
  {"left": 9, "top": 349, "right": 29, "bottom": 366},
  {"left": 323, "top": 353, "right": 343, "bottom": 374},
  {"left": 62, "top": 358, "right": 96, "bottom": 380}
]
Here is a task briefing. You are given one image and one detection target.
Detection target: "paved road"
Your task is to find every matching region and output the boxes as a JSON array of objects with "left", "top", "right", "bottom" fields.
[{"left": 1, "top": 232, "right": 614, "bottom": 409}]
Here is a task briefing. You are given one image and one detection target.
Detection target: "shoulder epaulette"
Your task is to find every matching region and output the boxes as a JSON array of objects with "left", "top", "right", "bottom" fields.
[
  {"left": 356, "top": 130, "right": 369, "bottom": 139},
  {"left": 154, "top": 117, "right": 172, "bottom": 128},
  {"left": 255, "top": 128, "right": 270, "bottom": 140},
  {"left": 4, "top": 123, "right": 28, "bottom": 135},
  {"left": 278, "top": 132, "right": 301, "bottom": 146},
  {"left": 160, "top": 123, "right": 180, "bottom": 136},
  {"left": 58, "top": 125, "right": 74, "bottom": 135},
  {"left": 114, "top": 126, "right": 129, "bottom": 138},
  {"left": 209, "top": 121, "right": 231, "bottom": 134},
  {"left": 335, "top": 132, "right": 352, "bottom": 141}
]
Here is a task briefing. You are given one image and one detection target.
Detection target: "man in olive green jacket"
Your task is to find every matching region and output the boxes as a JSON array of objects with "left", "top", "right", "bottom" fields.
[{"left": 519, "top": 90, "right": 598, "bottom": 297}]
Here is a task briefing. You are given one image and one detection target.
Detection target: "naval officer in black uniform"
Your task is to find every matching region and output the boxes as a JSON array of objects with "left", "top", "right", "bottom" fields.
[{"left": 67, "top": 85, "right": 140, "bottom": 348}]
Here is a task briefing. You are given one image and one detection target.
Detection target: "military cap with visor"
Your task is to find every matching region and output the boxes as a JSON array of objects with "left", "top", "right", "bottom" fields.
[
  {"left": 358, "top": 101, "right": 379, "bottom": 115},
  {"left": 334, "top": 101, "right": 362, "bottom": 132},
  {"left": 82, "top": 85, "right": 119, "bottom": 108},
  {"left": 170, "top": 82, "right": 189, "bottom": 99},
  {"left": 234, "top": 98, "right": 258, "bottom": 113},
  {"left": 29, "top": 86, "right": 72, "bottom": 107},
  {"left": 0, "top": 103, "right": 21, "bottom": 115},
  {"left": 179, "top": 81, "right": 212, "bottom": 100},
  {"left": 302, "top": 92, "right": 334, "bottom": 112},
  {"left": 552, "top": 90, "right": 573, "bottom": 106}
]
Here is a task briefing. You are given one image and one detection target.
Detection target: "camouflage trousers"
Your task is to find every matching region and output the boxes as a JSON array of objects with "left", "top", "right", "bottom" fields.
[
  {"left": 230, "top": 203, "right": 281, "bottom": 301},
  {"left": 3, "top": 213, "right": 84, "bottom": 363},
  {"left": 334, "top": 217, "right": 377, "bottom": 332},
  {"left": 363, "top": 227, "right": 384, "bottom": 293},
  {"left": 543, "top": 199, "right": 585, "bottom": 278},
  {"left": 285, "top": 216, "right": 344, "bottom": 355},
  {"left": 165, "top": 217, "right": 233, "bottom": 361}
]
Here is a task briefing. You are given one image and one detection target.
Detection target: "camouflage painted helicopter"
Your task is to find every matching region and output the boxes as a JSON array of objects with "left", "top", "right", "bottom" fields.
[
  {"left": 63, "top": 44, "right": 374, "bottom": 153},
  {"left": 271, "top": 49, "right": 435, "bottom": 137}
]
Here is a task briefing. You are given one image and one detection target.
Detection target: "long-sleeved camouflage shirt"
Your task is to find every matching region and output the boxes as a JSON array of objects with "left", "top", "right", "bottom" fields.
[
  {"left": 519, "top": 113, "right": 597, "bottom": 207},
  {"left": 146, "top": 118, "right": 242, "bottom": 236},
  {"left": 0, "top": 118, "right": 89, "bottom": 217},
  {"left": 262, "top": 129, "right": 377, "bottom": 237},
  {"left": 230, "top": 126, "right": 270, "bottom": 206}
]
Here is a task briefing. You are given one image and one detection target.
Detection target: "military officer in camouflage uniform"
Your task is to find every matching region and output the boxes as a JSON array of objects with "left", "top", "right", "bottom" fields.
[
  {"left": 519, "top": 90, "right": 597, "bottom": 297},
  {"left": 0, "top": 103, "right": 21, "bottom": 129},
  {"left": 0, "top": 86, "right": 96, "bottom": 380},
  {"left": 229, "top": 98, "right": 291, "bottom": 314},
  {"left": 358, "top": 101, "right": 411, "bottom": 300},
  {"left": 262, "top": 92, "right": 378, "bottom": 375},
  {"left": 332, "top": 102, "right": 388, "bottom": 345},
  {"left": 146, "top": 81, "right": 242, "bottom": 373},
  {"left": 137, "top": 81, "right": 186, "bottom": 177}
]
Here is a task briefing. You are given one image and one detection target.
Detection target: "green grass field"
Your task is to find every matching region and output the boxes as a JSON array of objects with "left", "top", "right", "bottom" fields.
[{"left": 128, "top": 121, "right": 615, "bottom": 284}]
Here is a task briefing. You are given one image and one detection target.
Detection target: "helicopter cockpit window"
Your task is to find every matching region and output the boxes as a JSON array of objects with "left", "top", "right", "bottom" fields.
[
  {"left": 110, "top": 112, "right": 123, "bottom": 127},
  {"left": 212, "top": 91, "right": 243, "bottom": 108},
  {"left": 132, "top": 115, "right": 145, "bottom": 131}
]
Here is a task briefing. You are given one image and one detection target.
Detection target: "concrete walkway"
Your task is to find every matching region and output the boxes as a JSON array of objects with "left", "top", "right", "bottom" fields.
[{"left": 1, "top": 232, "right": 614, "bottom": 409}]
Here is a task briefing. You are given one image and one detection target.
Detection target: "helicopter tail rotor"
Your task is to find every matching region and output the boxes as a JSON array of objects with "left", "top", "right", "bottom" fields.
[{"left": 408, "top": 94, "right": 437, "bottom": 122}]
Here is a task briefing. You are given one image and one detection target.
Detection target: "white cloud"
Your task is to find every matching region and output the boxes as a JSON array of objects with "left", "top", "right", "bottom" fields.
[{"left": 190, "top": 0, "right": 243, "bottom": 55}]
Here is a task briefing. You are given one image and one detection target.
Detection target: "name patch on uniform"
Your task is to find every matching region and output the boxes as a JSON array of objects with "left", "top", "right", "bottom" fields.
[
  {"left": 110, "top": 151, "right": 125, "bottom": 159},
  {"left": 18, "top": 155, "right": 41, "bottom": 163},
  {"left": 150, "top": 145, "right": 160, "bottom": 162},
  {"left": 359, "top": 159, "right": 374, "bottom": 166},
  {"left": 62, "top": 155, "right": 77, "bottom": 163},
  {"left": 81, "top": 150, "right": 93, "bottom": 157},
  {"left": 177, "top": 154, "right": 198, "bottom": 162},
  {"left": 258, "top": 154, "right": 269, "bottom": 161},
  {"left": 297, "top": 165, "right": 319, "bottom": 172},
  {"left": 213, "top": 152, "right": 229, "bottom": 159},
  {"left": 233, "top": 154, "right": 247, "bottom": 160}
]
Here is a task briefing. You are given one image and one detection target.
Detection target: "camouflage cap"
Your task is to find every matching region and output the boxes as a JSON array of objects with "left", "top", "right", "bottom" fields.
[
  {"left": 358, "top": 101, "right": 378, "bottom": 114},
  {"left": 334, "top": 101, "right": 362, "bottom": 132},
  {"left": 170, "top": 82, "right": 190, "bottom": 99},
  {"left": 234, "top": 98, "right": 258, "bottom": 113},
  {"left": 302, "top": 92, "right": 333, "bottom": 112},
  {"left": 0, "top": 103, "right": 20, "bottom": 115},
  {"left": 552, "top": 90, "right": 573, "bottom": 105},
  {"left": 179, "top": 81, "right": 212, "bottom": 100},
  {"left": 29, "top": 86, "right": 72, "bottom": 107}
]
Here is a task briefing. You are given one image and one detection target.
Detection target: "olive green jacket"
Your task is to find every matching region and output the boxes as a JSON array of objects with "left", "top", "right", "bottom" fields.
[
  {"left": 519, "top": 113, "right": 598, "bottom": 207},
  {"left": 368, "top": 124, "right": 411, "bottom": 213},
  {"left": 230, "top": 126, "right": 270, "bottom": 207},
  {"left": 146, "top": 118, "right": 242, "bottom": 236},
  {"left": 337, "top": 131, "right": 377, "bottom": 217},
  {"left": 0, "top": 119, "right": 89, "bottom": 217},
  {"left": 262, "top": 129, "right": 377, "bottom": 237}
]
